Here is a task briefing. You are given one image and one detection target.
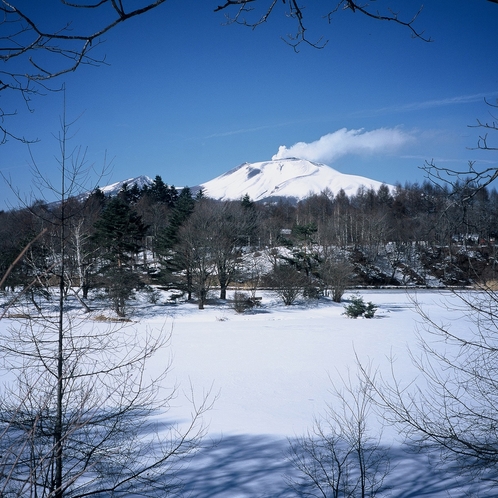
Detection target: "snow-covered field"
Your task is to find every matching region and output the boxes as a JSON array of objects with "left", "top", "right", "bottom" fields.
[
  {"left": 0, "top": 289, "right": 493, "bottom": 497},
  {"left": 142, "top": 289, "right": 488, "bottom": 497}
]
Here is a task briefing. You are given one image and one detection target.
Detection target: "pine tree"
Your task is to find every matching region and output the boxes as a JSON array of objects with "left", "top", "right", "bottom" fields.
[
  {"left": 93, "top": 197, "right": 148, "bottom": 316},
  {"left": 149, "top": 175, "right": 169, "bottom": 204},
  {"left": 241, "top": 193, "right": 254, "bottom": 209},
  {"left": 145, "top": 175, "right": 179, "bottom": 207},
  {"left": 158, "top": 187, "right": 195, "bottom": 250}
]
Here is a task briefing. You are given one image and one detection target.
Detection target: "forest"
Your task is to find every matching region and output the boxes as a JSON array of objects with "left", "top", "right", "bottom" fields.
[{"left": 1, "top": 174, "right": 497, "bottom": 316}]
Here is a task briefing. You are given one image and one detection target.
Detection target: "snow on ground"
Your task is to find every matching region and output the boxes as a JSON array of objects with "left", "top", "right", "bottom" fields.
[
  {"left": 141, "top": 289, "right": 486, "bottom": 497},
  {"left": 156, "top": 291, "right": 418, "bottom": 438},
  {"left": 0, "top": 289, "right": 492, "bottom": 497}
]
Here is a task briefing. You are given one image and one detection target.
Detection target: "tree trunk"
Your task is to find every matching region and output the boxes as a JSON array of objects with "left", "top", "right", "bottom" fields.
[
  {"left": 219, "top": 280, "right": 228, "bottom": 300},
  {"left": 198, "top": 288, "right": 206, "bottom": 309},
  {"left": 218, "top": 267, "right": 229, "bottom": 300}
]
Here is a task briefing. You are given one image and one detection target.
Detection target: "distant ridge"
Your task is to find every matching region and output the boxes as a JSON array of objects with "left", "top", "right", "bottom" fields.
[{"left": 200, "top": 158, "right": 391, "bottom": 203}]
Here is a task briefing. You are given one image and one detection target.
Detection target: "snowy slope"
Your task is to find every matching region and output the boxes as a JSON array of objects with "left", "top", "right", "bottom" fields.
[{"left": 200, "top": 158, "right": 391, "bottom": 202}]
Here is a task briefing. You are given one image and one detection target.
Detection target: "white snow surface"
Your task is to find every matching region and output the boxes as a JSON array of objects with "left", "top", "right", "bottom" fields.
[
  {"left": 200, "top": 158, "right": 391, "bottom": 202},
  {"left": 0, "top": 289, "right": 491, "bottom": 497}
]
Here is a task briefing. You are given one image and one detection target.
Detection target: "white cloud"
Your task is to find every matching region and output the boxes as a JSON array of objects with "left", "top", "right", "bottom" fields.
[{"left": 272, "top": 127, "right": 413, "bottom": 163}]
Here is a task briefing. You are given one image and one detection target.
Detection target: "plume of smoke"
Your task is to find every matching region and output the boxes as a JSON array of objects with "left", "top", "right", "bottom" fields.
[{"left": 272, "top": 128, "right": 412, "bottom": 163}]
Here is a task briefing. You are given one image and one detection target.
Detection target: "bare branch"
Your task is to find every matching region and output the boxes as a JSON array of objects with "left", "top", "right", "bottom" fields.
[
  {"left": 0, "top": 0, "right": 168, "bottom": 141},
  {"left": 469, "top": 98, "right": 498, "bottom": 152},
  {"left": 0, "top": 227, "right": 47, "bottom": 291},
  {"left": 216, "top": 0, "right": 431, "bottom": 51},
  {"left": 339, "top": 2, "right": 432, "bottom": 42}
]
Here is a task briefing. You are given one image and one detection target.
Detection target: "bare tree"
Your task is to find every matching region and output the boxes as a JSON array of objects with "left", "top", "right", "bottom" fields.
[
  {"left": 65, "top": 195, "right": 104, "bottom": 301},
  {"left": 359, "top": 102, "right": 498, "bottom": 487},
  {"left": 288, "top": 370, "right": 390, "bottom": 497},
  {"left": 0, "top": 106, "right": 210, "bottom": 497},
  {"left": 423, "top": 100, "right": 498, "bottom": 201},
  {"left": 172, "top": 197, "right": 257, "bottom": 307},
  {"left": 246, "top": 250, "right": 265, "bottom": 301},
  {"left": 209, "top": 199, "right": 257, "bottom": 300},
  {"left": 177, "top": 200, "right": 216, "bottom": 309},
  {"left": 319, "top": 251, "right": 353, "bottom": 303},
  {"left": 365, "top": 288, "right": 498, "bottom": 488},
  {"left": 0, "top": 305, "right": 209, "bottom": 497},
  {"left": 268, "top": 263, "right": 308, "bottom": 305},
  {"left": 0, "top": 0, "right": 168, "bottom": 143}
]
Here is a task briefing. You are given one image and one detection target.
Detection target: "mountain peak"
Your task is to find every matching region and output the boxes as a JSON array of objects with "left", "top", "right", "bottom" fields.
[{"left": 200, "top": 158, "right": 389, "bottom": 203}]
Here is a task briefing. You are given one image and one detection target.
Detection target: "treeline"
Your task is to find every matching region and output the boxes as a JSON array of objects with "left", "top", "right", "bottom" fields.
[{"left": 1, "top": 175, "right": 497, "bottom": 314}]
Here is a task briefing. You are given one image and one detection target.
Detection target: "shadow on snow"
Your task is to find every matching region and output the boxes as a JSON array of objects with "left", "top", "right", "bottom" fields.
[{"left": 177, "top": 434, "right": 498, "bottom": 498}]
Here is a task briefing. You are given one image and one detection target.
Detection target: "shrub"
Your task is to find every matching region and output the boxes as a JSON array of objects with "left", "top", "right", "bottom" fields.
[
  {"left": 268, "top": 265, "right": 308, "bottom": 306},
  {"left": 303, "top": 285, "right": 321, "bottom": 300},
  {"left": 343, "top": 294, "right": 377, "bottom": 319},
  {"left": 144, "top": 285, "right": 161, "bottom": 304},
  {"left": 319, "top": 256, "right": 353, "bottom": 303},
  {"left": 232, "top": 291, "right": 256, "bottom": 313}
]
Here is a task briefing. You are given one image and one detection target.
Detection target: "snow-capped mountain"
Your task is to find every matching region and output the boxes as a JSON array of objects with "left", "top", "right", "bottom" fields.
[
  {"left": 98, "top": 175, "right": 153, "bottom": 197},
  {"left": 93, "top": 159, "right": 390, "bottom": 204},
  {"left": 200, "top": 158, "right": 391, "bottom": 203}
]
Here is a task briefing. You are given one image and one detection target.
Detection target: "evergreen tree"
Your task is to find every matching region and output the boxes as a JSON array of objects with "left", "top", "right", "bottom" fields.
[
  {"left": 241, "top": 193, "right": 253, "bottom": 209},
  {"left": 93, "top": 197, "right": 148, "bottom": 316},
  {"left": 158, "top": 187, "right": 195, "bottom": 250},
  {"left": 167, "top": 185, "right": 179, "bottom": 207},
  {"left": 87, "top": 187, "right": 107, "bottom": 208},
  {"left": 144, "top": 176, "right": 179, "bottom": 207},
  {"left": 149, "top": 175, "right": 169, "bottom": 204},
  {"left": 128, "top": 182, "right": 142, "bottom": 204}
]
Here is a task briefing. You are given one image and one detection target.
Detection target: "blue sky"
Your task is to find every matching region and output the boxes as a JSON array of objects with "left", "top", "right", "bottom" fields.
[{"left": 1, "top": 0, "right": 498, "bottom": 208}]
